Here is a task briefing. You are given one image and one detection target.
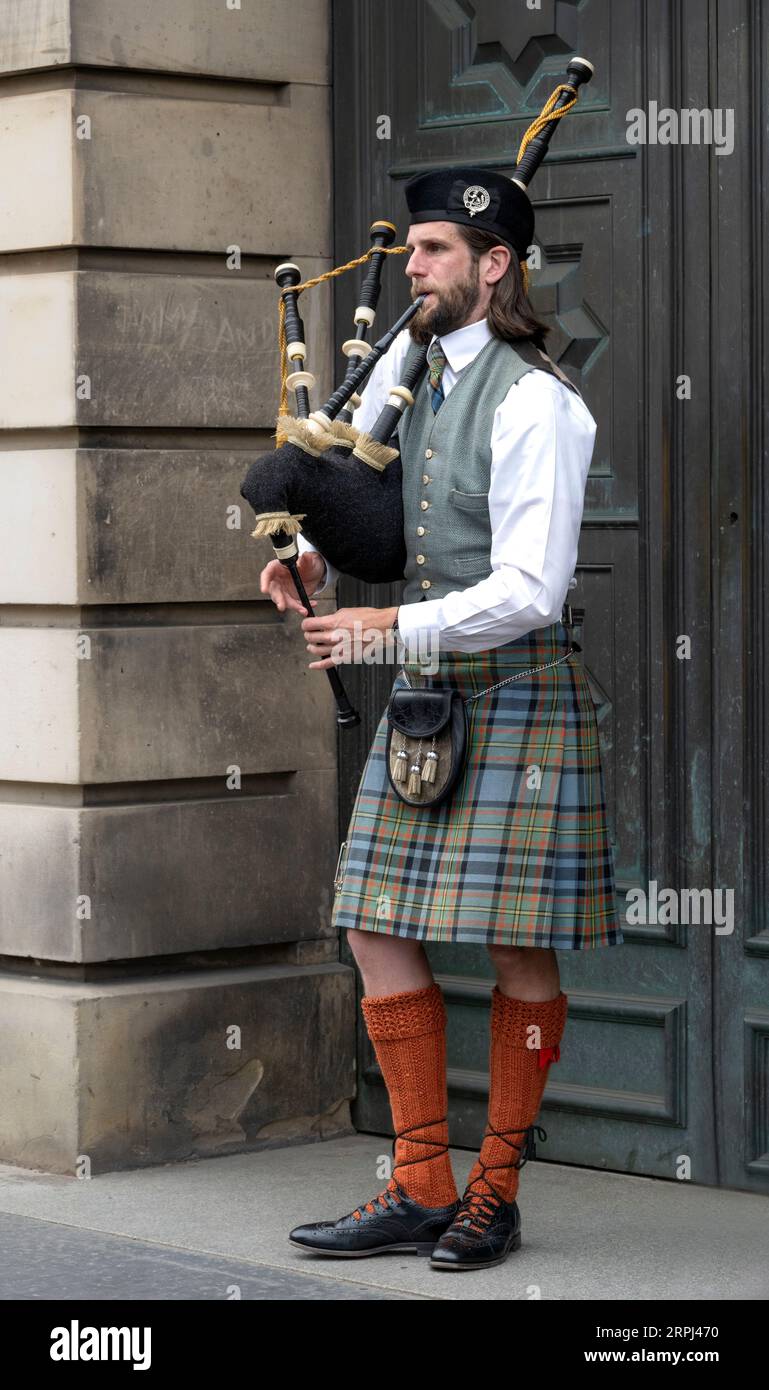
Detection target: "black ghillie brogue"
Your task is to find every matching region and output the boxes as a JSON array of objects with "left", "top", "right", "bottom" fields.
[
  {"left": 429, "top": 1123, "right": 545, "bottom": 1271},
  {"left": 288, "top": 1118, "right": 461, "bottom": 1257}
]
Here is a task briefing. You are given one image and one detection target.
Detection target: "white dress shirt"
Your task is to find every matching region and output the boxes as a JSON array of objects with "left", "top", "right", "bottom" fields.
[{"left": 295, "top": 316, "right": 596, "bottom": 652}]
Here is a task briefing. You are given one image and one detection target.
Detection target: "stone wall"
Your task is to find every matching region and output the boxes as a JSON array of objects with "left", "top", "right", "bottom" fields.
[{"left": 0, "top": 0, "right": 355, "bottom": 1173}]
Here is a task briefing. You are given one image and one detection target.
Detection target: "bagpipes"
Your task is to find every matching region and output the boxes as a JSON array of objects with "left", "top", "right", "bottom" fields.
[{"left": 240, "top": 57, "right": 594, "bottom": 728}]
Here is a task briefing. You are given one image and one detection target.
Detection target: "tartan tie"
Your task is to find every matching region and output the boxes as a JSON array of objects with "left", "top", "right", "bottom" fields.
[{"left": 427, "top": 340, "right": 447, "bottom": 413}]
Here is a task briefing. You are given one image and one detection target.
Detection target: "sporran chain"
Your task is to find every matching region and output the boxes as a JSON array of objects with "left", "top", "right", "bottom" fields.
[{"left": 398, "top": 645, "right": 577, "bottom": 706}]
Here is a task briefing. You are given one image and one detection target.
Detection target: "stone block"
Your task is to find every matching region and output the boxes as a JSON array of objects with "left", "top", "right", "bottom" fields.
[
  {"left": 0, "top": 91, "right": 74, "bottom": 250},
  {"left": 0, "top": 627, "right": 80, "bottom": 782},
  {"left": 0, "top": 0, "right": 70, "bottom": 76},
  {"left": 0, "top": 449, "right": 80, "bottom": 604},
  {"left": 78, "top": 619, "right": 338, "bottom": 781},
  {"left": 0, "top": 962, "right": 355, "bottom": 1173},
  {"left": 74, "top": 269, "right": 312, "bottom": 428},
  {"left": 70, "top": 0, "right": 330, "bottom": 83},
  {"left": 0, "top": 273, "right": 76, "bottom": 428},
  {"left": 0, "top": 262, "right": 333, "bottom": 428},
  {"left": 0, "top": 85, "right": 330, "bottom": 255},
  {"left": 0, "top": 616, "right": 338, "bottom": 783},
  {"left": 0, "top": 446, "right": 303, "bottom": 604},
  {"left": 0, "top": 0, "right": 330, "bottom": 85},
  {"left": 73, "top": 86, "right": 331, "bottom": 256},
  {"left": 0, "top": 769, "right": 338, "bottom": 961}
]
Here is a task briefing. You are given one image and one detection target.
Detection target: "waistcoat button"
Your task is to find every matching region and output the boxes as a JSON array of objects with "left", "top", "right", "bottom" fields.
[
  {"left": 425, "top": 449, "right": 433, "bottom": 459},
  {"left": 416, "top": 554, "right": 425, "bottom": 564},
  {"left": 416, "top": 526, "right": 425, "bottom": 536},
  {"left": 420, "top": 500, "right": 429, "bottom": 510},
  {"left": 422, "top": 473, "right": 431, "bottom": 484},
  {"left": 421, "top": 579, "right": 431, "bottom": 589}
]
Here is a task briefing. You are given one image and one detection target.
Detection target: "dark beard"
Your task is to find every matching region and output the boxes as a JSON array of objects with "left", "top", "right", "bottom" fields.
[{"left": 408, "top": 264, "right": 482, "bottom": 345}]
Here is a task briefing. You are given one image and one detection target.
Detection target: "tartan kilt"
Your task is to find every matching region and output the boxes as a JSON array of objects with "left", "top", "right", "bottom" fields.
[{"left": 331, "top": 620, "right": 623, "bottom": 949}]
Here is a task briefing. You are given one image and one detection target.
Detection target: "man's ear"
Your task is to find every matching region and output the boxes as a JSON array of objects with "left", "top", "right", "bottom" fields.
[{"left": 484, "top": 243, "right": 511, "bottom": 285}]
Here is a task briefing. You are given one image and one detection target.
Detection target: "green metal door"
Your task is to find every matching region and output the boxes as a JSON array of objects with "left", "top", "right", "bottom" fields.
[{"left": 333, "top": 0, "right": 768, "bottom": 1193}]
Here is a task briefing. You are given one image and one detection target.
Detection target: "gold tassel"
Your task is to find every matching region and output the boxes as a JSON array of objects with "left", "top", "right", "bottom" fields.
[
  {"left": 407, "top": 763, "right": 423, "bottom": 797},
  {"left": 392, "top": 746, "right": 408, "bottom": 782},
  {"left": 421, "top": 748, "right": 438, "bottom": 784}
]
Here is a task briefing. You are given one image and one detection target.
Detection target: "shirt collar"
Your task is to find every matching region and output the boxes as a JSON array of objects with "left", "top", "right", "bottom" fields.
[{"left": 430, "top": 316, "right": 492, "bottom": 373}]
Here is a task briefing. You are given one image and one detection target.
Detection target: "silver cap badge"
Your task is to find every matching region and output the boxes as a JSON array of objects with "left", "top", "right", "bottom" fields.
[{"left": 462, "top": 184, "right": 491, "bottom": 217}]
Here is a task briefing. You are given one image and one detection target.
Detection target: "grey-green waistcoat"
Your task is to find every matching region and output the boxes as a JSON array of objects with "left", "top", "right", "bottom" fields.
[{"left": 397, "top": 335, "right": 538, "bottom": 605}]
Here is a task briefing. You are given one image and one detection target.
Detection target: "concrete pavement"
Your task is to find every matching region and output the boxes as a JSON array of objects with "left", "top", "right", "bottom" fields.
[{"left": 0, "top": 1134, "right": 766, "bottom": 1301}]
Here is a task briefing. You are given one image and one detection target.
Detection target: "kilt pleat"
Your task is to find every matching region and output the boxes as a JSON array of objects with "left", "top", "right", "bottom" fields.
[{"left": 331, "top": 621, "right": 624, "bottom": 949}]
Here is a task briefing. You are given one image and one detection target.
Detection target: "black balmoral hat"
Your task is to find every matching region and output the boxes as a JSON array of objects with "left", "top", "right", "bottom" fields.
[{"left": 403, "top": 166, "right": 534, "bottom": 259}]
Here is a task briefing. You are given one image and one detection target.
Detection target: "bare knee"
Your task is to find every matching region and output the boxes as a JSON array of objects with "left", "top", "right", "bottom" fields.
[
  {"left": 487, "top": 944, "right": 527, "bottom": 975},
  {"left": 346, "top": 928, "right": 433, "bottom": 995},
  {"left": 486, "top": 944, "right": 559, "bottom": 999},
  {"left": 347, "top": 926, "right": 422, "bottom": 966}
]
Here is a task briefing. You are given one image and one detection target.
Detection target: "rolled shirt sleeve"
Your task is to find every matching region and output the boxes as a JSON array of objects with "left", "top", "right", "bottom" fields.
[{"left": 395, "top": 371, "right": 597, "bottom": 654}]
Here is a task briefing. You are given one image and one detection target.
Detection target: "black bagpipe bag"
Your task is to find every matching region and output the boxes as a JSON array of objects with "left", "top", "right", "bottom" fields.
[{"left": 240, "top": 440, "right": 406, "bottom": 586}]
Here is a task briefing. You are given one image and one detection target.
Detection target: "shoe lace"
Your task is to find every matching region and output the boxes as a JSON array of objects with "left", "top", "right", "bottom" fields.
[
  {"left": 449, "top": 1123, "right": 547, "bottom": 1234},
  {"left": 351, "top": 1115, "right": 450, "bottom": 1221}
]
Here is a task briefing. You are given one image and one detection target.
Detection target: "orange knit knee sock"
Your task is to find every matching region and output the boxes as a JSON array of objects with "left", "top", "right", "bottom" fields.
[
  {"left": 360, "top": 981, "right": 458, "bottom": 1208},
  {"left": 463, "top": 987, "right": 568, "bottom": 1218}
]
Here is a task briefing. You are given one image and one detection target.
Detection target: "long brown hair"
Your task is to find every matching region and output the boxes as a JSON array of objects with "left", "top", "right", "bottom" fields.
[{"left": 456, "top": 224, "right": 549, "bottom": 347}]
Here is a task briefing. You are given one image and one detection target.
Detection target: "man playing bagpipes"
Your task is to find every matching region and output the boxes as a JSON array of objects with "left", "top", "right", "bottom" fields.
[{"left": 243, "top": 61, "right": 624, "bottom": 1272}]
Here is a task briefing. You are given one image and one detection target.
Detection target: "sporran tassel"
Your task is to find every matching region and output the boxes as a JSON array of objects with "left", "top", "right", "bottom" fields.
[
  {"left": 407, "top": 761, "right": 423, "bottom": 797},
  {"left": 421, "top": 741, "right": 439, "bottom": 784},
  {"left": 392, "top": 740, "right": 408, "bottom": 783}
]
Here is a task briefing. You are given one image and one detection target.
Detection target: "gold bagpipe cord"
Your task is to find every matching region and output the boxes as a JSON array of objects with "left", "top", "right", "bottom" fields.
[{"left": 275, "top": 82, "right": 578, "bottom": 449}]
